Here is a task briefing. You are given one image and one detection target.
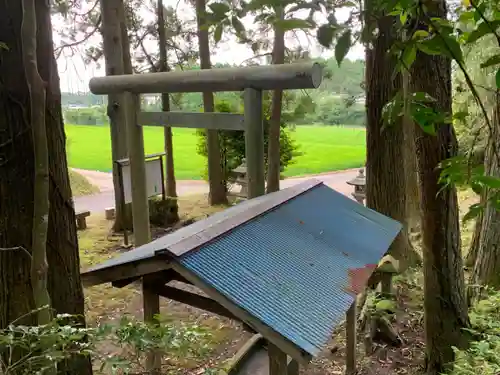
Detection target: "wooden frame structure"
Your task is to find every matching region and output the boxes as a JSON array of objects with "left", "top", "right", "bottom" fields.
[
  {"left": 81, "top": 179, "right": 403, "bottom": 375},
  {"left": 89, "top": 61, "right": 322, "bottom": 373}
]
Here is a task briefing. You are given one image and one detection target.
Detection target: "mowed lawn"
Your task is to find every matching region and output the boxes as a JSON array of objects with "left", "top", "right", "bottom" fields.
[{"left": 65, "top": 124, "right": 366, "bottom": 180}]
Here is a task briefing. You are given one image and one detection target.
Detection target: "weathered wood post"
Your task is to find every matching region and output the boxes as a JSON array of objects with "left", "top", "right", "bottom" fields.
[
  {"left": 345, "top": 302, "right": 357, "bottom": 374},
  {"left": 269, "top": 343, "right": 288, "bottom": 375},
  {"left": 244, "top": 88, "right": 265, "bottom": 199}
]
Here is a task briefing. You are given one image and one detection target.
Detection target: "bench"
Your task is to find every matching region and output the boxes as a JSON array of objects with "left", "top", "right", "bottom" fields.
[{"left": 76, "top": 210, "right": 91, "bottom": 230}]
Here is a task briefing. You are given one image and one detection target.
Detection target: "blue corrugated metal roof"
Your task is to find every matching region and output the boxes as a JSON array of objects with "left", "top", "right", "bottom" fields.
[{"left": 176, "top": 183, "right": 401, "bottom": 356}]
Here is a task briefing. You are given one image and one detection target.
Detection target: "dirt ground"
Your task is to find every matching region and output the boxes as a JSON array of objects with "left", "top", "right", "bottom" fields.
[{"left": 79, "top": 191, "right": 477, "bottom": 375}]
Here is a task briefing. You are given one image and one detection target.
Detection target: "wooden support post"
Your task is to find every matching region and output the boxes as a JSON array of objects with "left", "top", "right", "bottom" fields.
[
  {"left": 268, "top": 342, "right": 288, "bottom": 375},
  {"left": 345, "top": 302, "right": 357, "bottom": 375},
  {"left": 143, "top": 276, "right": 161, "bottom": 374},
  {"left": 124, "top": 92, "right": 151, "bottom": 246},
  {"left": 244, "top": 88, "right": 265, "bottom": 199},
  {"left": 287, "top": 359, "right": 299, "bottom": 375},
  {"left": 380, "top": 272, "right": 393, "bottom": 295}
]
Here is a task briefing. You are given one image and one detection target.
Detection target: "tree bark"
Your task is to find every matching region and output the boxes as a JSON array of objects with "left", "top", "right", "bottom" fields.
[
  {"left": 410, "top": 2, "right": 470, "bottom": 373},
  {"left": 470, "top": 93, "right": 500, "bottom": 298},
  {"left": 100, "top": 0, "right": 130, "bottom": 232},
  {"left": 157, "top": 0, "right": 178, "bottom": 200},
  {"left": 365, "top": 14, "right": 420, "bottom": 269},
  {"left": 266, "top": 6, "right": 285, "bottom": 193},
  {"left": 195, "top": 0, "right": 227, "bottom": 205},
  {"left": 0, "top": 0, "right": 92, "bottom": 373},
  {"left": 21, "top": 0, "right": 52, "bottom": 325}
]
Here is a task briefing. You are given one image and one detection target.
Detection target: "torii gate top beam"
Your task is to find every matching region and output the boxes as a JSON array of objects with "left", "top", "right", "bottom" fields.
[{"left": 89, "top": 62, "right": 323, "bottom": 95}]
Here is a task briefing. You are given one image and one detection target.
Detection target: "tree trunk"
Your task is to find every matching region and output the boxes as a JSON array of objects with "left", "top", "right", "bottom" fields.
[
  {"left": 195, "top": 0, "right": 227, "bottom": 205},
  {"left": 157, "top": 0, "right": 178, "bottom": 200},
  {"left": 470, "top": 93, "right": 500, "bottom": 298},
  {"left": 466, "top": 201, "right": 484, "bottom": 268},
  {"left": 266, "top": 6, "right": 285, "bottom": 193},
  {"left": 0, "top": 0, "right": 92, "bottom": 373},
  {"left": 402, "top": 69, "right": 421, "bottom": 233},
  {"left": 21, "top": 0, "right": 52, "bottom": 325},
  {"left": 100, "top": 0, "right": 130, "bottom": 232},
  {"left": 410, "top": 3, "right": 470, "bottom": 373},
  {"left": 365, "top": 13, "right": 420, "bottom": 269}
]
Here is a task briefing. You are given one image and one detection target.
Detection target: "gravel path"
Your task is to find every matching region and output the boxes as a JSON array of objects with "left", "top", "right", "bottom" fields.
[{"left": 72, "top": 168, "right": 360, "bottom": 213}]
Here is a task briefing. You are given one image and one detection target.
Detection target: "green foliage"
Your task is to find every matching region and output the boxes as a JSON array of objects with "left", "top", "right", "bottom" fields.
[
  {"left": 63, "top": 106, "right": 108, "bottom": 126},
  {"left": 0, "top": 312, "right": 213, "bottom": 375},
  {"left": 196, "top": 99, "right": 301, "bottom": 189},
  {"left": 450, "top": 290, "right": 500, "bottom": 375},
  {"left": 327, "top": 0, "right": 500, "bottom": 220}
]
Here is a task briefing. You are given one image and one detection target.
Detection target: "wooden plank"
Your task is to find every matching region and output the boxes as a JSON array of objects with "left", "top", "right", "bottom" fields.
[
  {"left": 116, "top": 151, "right": 167, "bottom": 166},
  {"left": 226, "top": 334, "right": 265, "bottom": 375},
  {"left": 89, "top": 62, "right": 323, "bottom": 94},
  {"left": 143, "top": 275, "right": 161, "bottom": 374},
  {"left": 268, "top": 342, "right": 288, "bottom": 375},
  {"left": 244, "top": 88, "right": 265, "bottom": 199},
  {"left": 145, "top": 284, "right": 253, "bottom": 331},
  {"left": 81, "top": 258, "right": 171, "bottom": 287},
  {"left": 169, "top": 262, "right": 311, "bottom": 364},
  {"left": 156, "top": 179, "right": 323, "bottom": 258},
  {"left": 287, "top": 359, "right": 299, "bottom": 375},
  {"left": 345, "top": 302, "right": 357, "bottom": 375},
  {"left": 137, "top": 111, "right": 245, "bottom": 131},
  {"left": 124, "top": 92, "right": 151, "bottom": 247}
]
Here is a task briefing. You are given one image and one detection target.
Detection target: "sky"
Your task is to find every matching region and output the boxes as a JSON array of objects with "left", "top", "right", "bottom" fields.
[{"left": 55, "top": 0, "right": 364, "bottom": 93}]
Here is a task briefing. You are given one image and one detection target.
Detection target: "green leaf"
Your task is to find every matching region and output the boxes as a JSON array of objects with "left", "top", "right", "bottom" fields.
[
  {"left": 316, "top": 24, "right": 335, "bottom": 48},
  {"left": 401, "top": 44, "right": 417, "bottom": 69},
  {"left": 231, "top": 16, "right": 245, "bottom": 36},
  {"left": 441, "top": 35, "right": 463, "bottom": 63},
  {"left": 208, "top": 2, "right": 230, "bottom": 16},
  {"left": 399, "top": 11, "right": 407, "bottom": 26},
  {"left": 214, "top": 23, "right": 223, "bottom": 43},
  {"left": 497, "top": 68, "right": 500, "bottom": 89},
  {"left": 467, "top": 21, "right": 500, "bottom": 44},
  {"left": 412, "top": 30, "right": 429, "bottom": 40},
  {"left": 335, "top": 29, "right": 352, "bottom": 67},
  {"left": 0, "top": 41, "right": 8, "bottom": 50},
  {"left": 480, "top": 54, "right": 500, "bottom": 69},
  {"left": 463, "top": 203, "right": 483, "bottom": 222},
  {"left": 375, "top": 299, "right": 397, "bottom": 312},
  {"left": 417, "top": 37, "right": 444, "bottom": 56},
  {"left": 476, "top": 175, "right": 500, "bottom": 189},
  {"left": 276, "top": 18, "right": 313, "bottom": 31}
]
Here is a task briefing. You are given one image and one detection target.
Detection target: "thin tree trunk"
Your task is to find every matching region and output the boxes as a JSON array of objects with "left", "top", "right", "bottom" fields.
[
  {"left": 410, "top": 2, "right": 470, "bottom": 373},
  {"left": 0, "top": 0, "right": 92, "bottom": 373},
  {"left": 21, "top": 0, "right": 52, "bottom": 325},
  {"left": 100, "top": 0, "right": 130, "bottom": 232},
  {"left": 466, "top": 201, "right": 484, "bottom": 268},
  {"left": 403, "top": 69, "right": 421, "bottom": 233},
  {"left": 195, "top": 0, "right": 227, "bottom": 205},
  {"left": 157, "top": 0, "right": 178, "bottom": 199},
  {"left": 365, "top": 13, "right": 420, "bottom": 269},
  {"left": 266, "top": 6, "right": 285, "bottom": 193},
  {"left": 469, "top": 93, "right": 500, "bottom": 299}
]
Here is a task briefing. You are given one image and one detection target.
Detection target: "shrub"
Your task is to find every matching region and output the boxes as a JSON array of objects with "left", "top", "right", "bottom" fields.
[
  {"left": 0, "top": 311, "right": 214, "bottom": 374},
  {"left": 450, "top": 290, "right": 500, "bottom": 375},
  {"left": 196, "top": 100, "right": 301, "bottom": 190}
]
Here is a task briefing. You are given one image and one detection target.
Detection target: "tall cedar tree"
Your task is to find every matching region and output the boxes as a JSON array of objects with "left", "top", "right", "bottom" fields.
[
  {"left": 195, "top": 0, "right": 227, "bottom": 205},
  {"left": 365, "top": 9, "right": 420, "bottom": 268},
  {"left": 0, "top": 0, "right": 92, "bottom": 373},
  {"left": 410, "top": 1, "right": 470, "bottom": 373}
]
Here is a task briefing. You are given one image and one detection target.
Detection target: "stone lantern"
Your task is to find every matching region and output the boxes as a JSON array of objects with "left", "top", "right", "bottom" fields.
[{"left": 347, "top": 168, "right": 366, "bottom": 204}]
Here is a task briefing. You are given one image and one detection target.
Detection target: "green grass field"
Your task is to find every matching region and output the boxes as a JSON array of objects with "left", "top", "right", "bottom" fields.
[{"left": 65, "top": 124, "right": 366, "bottom": 180}]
